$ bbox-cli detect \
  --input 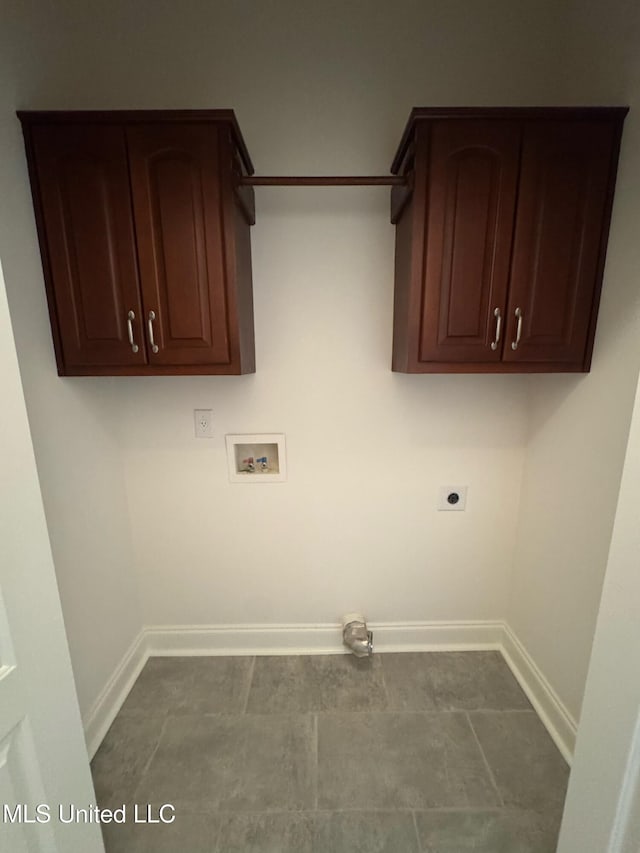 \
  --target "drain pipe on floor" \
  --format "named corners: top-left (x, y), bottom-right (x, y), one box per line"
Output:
top-left (342, 613), bottom-right (373, 658)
